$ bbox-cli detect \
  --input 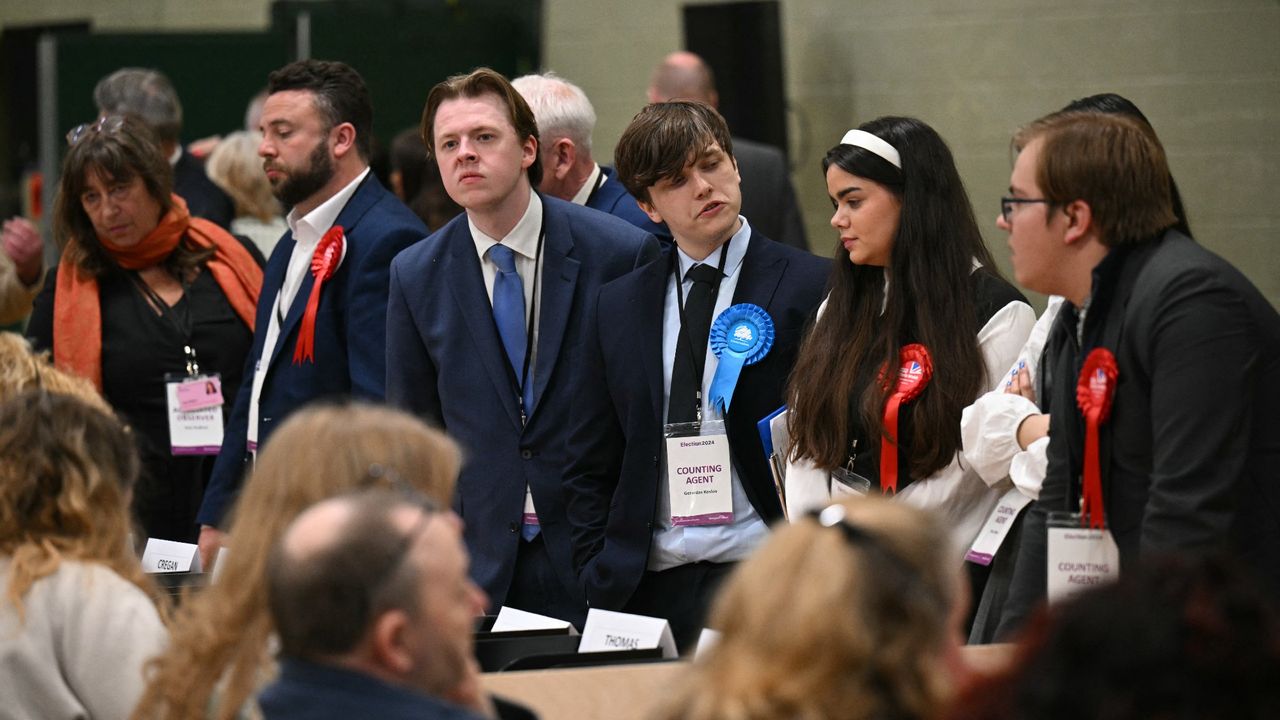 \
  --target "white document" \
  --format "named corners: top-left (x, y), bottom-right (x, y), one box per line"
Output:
top-left (1046, 526), bottom-right (1120, 604)
top-left (141, 538), bottom-right (202, 574)
top-left (579, 608), bottom-right (677, 658)
top-left (491, 606), bottom-right (576, 634)
top-left (965, 487), bottom-right (1033, 566)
